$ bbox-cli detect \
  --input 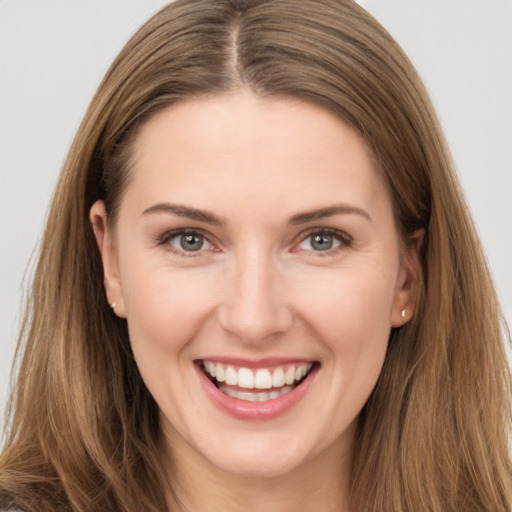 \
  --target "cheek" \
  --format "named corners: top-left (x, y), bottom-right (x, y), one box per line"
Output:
top-left (293, 265), bottom-right (397, 340)
top-left (120, 261), bottom-right (219, 357)
top-left (290, 265), bottom-right (396, 391)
